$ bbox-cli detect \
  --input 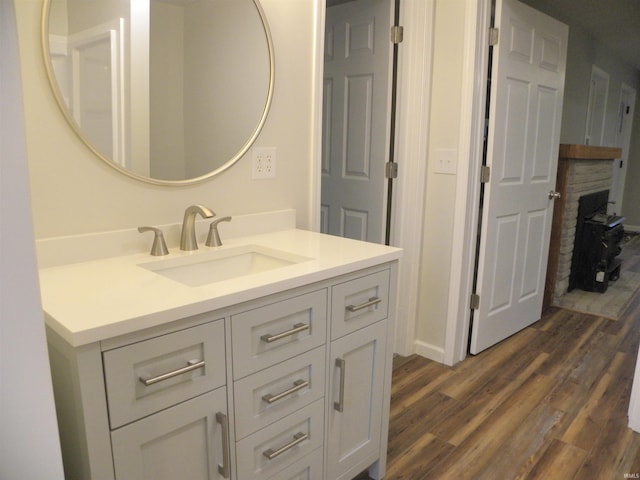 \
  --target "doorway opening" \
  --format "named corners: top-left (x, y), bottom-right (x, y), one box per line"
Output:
top-left (321, 0), bottom-right (400, 245)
